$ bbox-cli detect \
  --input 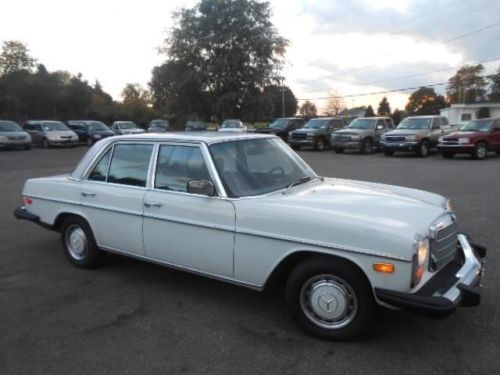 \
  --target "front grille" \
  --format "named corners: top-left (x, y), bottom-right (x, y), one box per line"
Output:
top-left (291, 133), bottom-right (307, 139)
top-left (442, 138), bottom-right (458, 145)
top-left (430, 220), bottom-right (458, 271)
top-left (385, 136), bottom-right (406, 142)
top-left (61, 135), bottom-right (72, 139)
